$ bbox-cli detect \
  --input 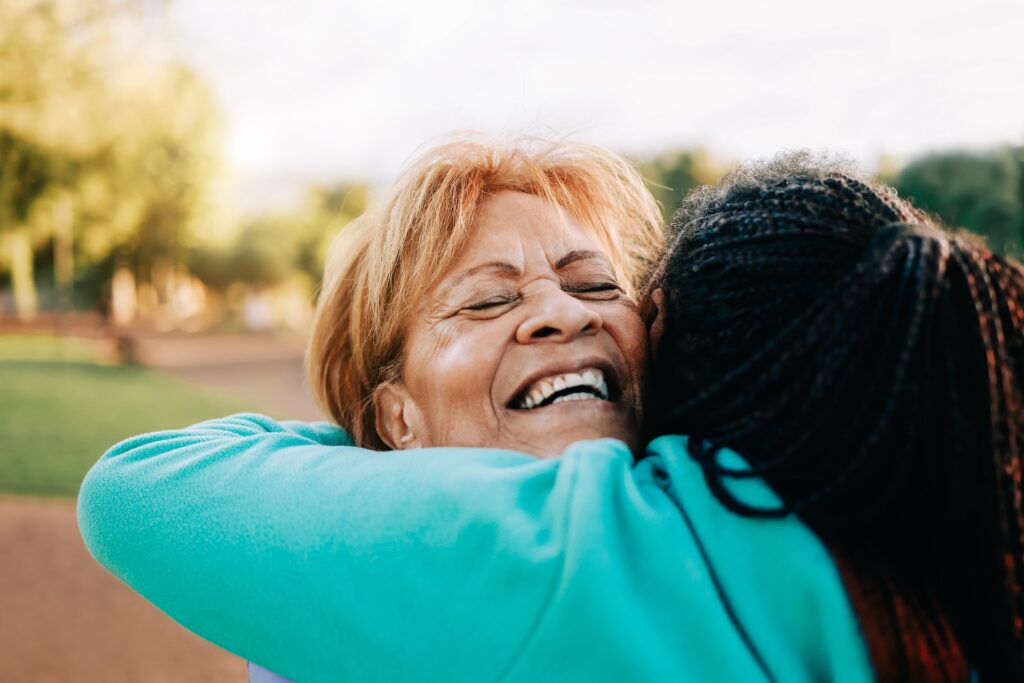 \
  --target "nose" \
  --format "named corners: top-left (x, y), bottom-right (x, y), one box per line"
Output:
top-left (515, 286), bottom-right (603, 344)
